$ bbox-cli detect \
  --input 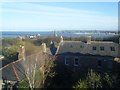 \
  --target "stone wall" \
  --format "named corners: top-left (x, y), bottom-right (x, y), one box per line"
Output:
top-left (56, 54), bottom-right (114, 73)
